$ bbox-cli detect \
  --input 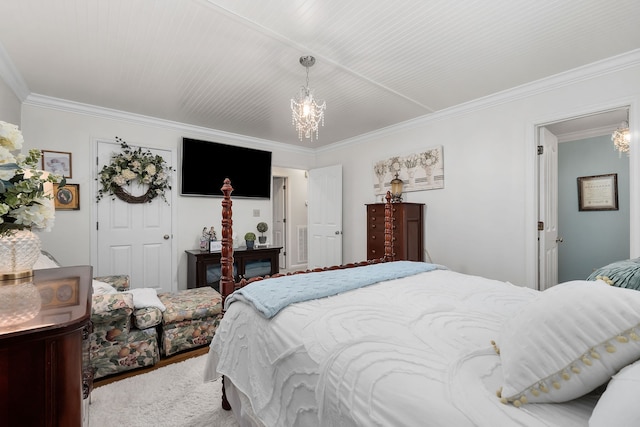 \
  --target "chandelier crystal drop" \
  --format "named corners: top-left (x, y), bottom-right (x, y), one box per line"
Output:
top-left (611, 120), bottom-right (630, 156)
top-left (291, 56), bottom-right (326, 142)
